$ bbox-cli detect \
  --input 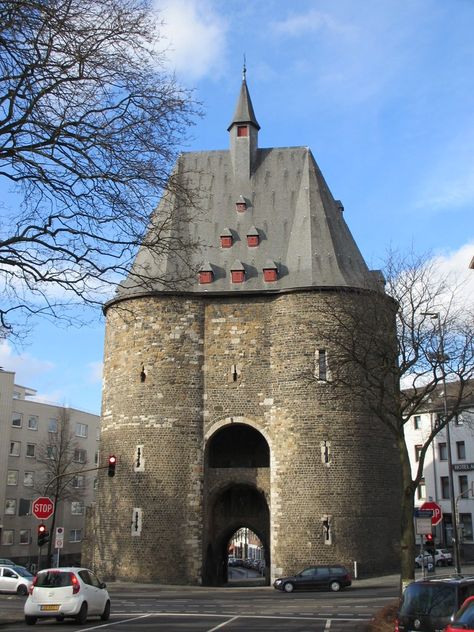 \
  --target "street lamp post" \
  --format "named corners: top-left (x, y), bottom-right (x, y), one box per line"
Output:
top-left (422, 312), bottom-right (461, 574)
